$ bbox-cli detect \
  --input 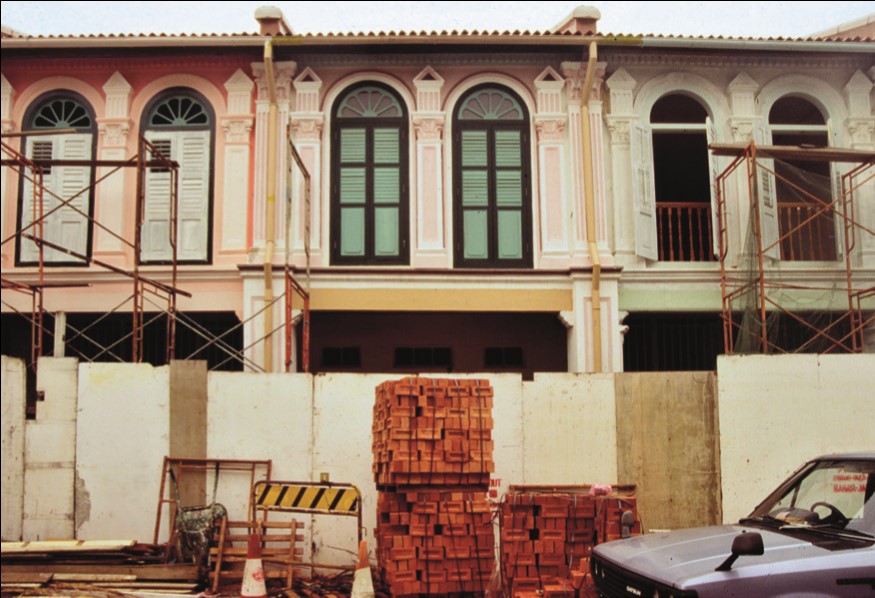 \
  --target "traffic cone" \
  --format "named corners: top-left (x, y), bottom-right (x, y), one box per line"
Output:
top-left (350, 539), bottom-right (374, 598)
top-left (240, 530), bottom-right (267, 598)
